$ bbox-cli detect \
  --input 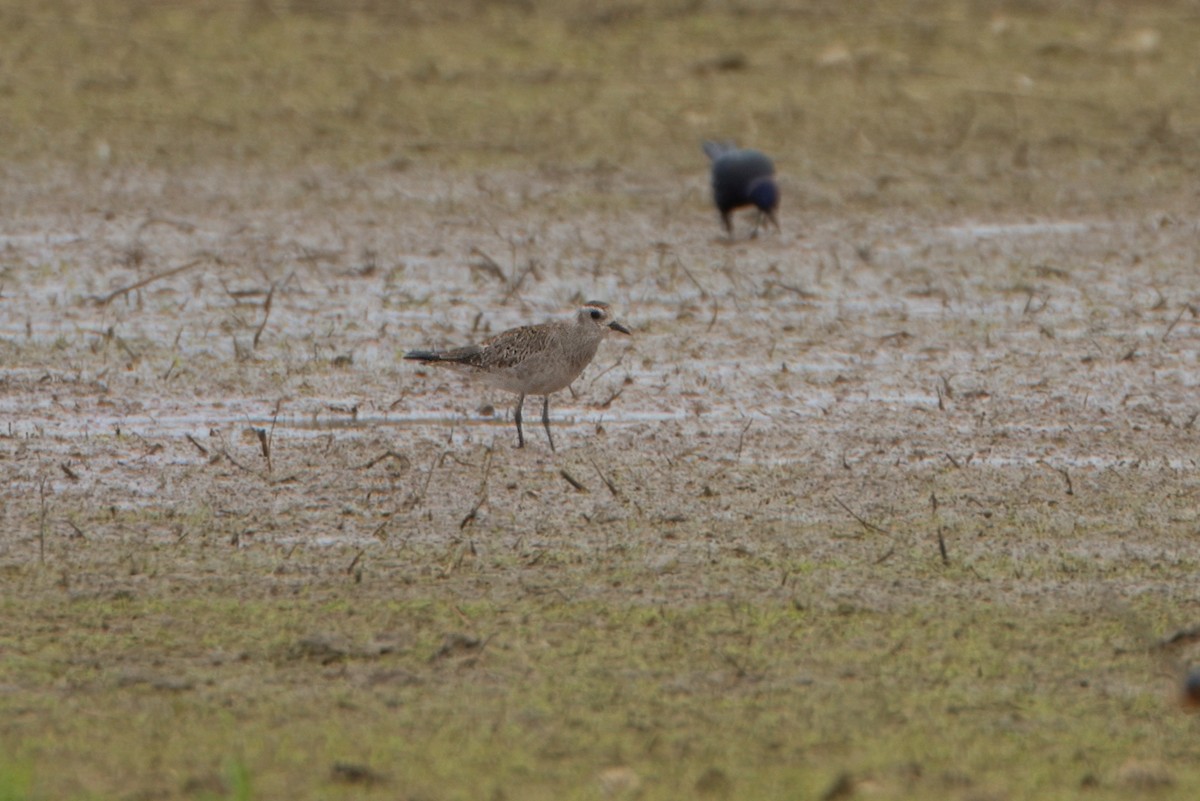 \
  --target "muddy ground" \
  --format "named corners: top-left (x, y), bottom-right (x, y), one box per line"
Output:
top-left (4, 2), bottom-right (1200, 800)
top-left (3, 162), bottom-right (1200, 800)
